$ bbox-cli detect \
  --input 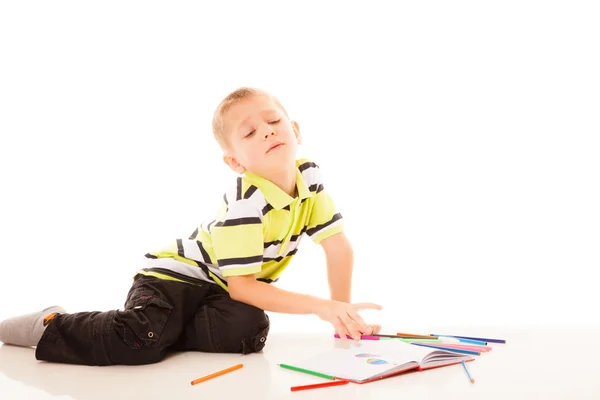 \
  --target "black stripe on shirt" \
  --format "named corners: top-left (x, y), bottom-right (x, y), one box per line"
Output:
top-left (189, 227), bottom-right (199, 240)
top-left (176, 239), bottom-right (185, 258)
top-left (309, 183), bottom-right (324, 194)
top-left (306, 213), bottom-right (343, 236)
top-left (244, 185), bottom-right (258, 199)
top-left (264, 230), bottom-right (305, 249)
top-left (223, 193), bottom-right (228, 205)
top-left (144, 253), bottom-right (158, 259)
top-left (262, 204), bottom-right (273, 216)
top-left (264, 239), bottom-right (282, 248)
top-left (298, 161), bottom-right (318, 172)
top-left (263, 248), bottom-right (298, 263)
top-left (236, 177), bottom-right (242, 201)
top-left (214, 217), bottom-right (261, 227)
top-left (207, 220), bottom-right (216, 233)
top-left (290, 232), bottom-right (304, 242)
top-left (185, 258), bottom-right (214, 284)
top-left (262, 203), bottom-right (292, 216)
top-left (196, 240), bottom-right (211, 264)
top-left (218, 255), bottom-right (264, 267)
